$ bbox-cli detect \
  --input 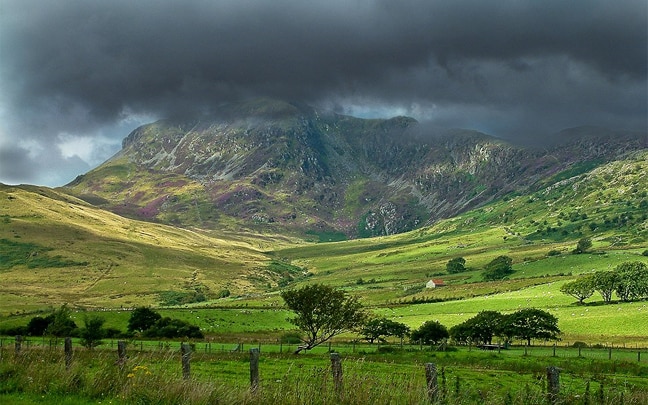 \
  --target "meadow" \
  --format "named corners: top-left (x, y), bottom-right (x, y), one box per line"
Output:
top-left (2, 339), bottom-right (648, 404)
